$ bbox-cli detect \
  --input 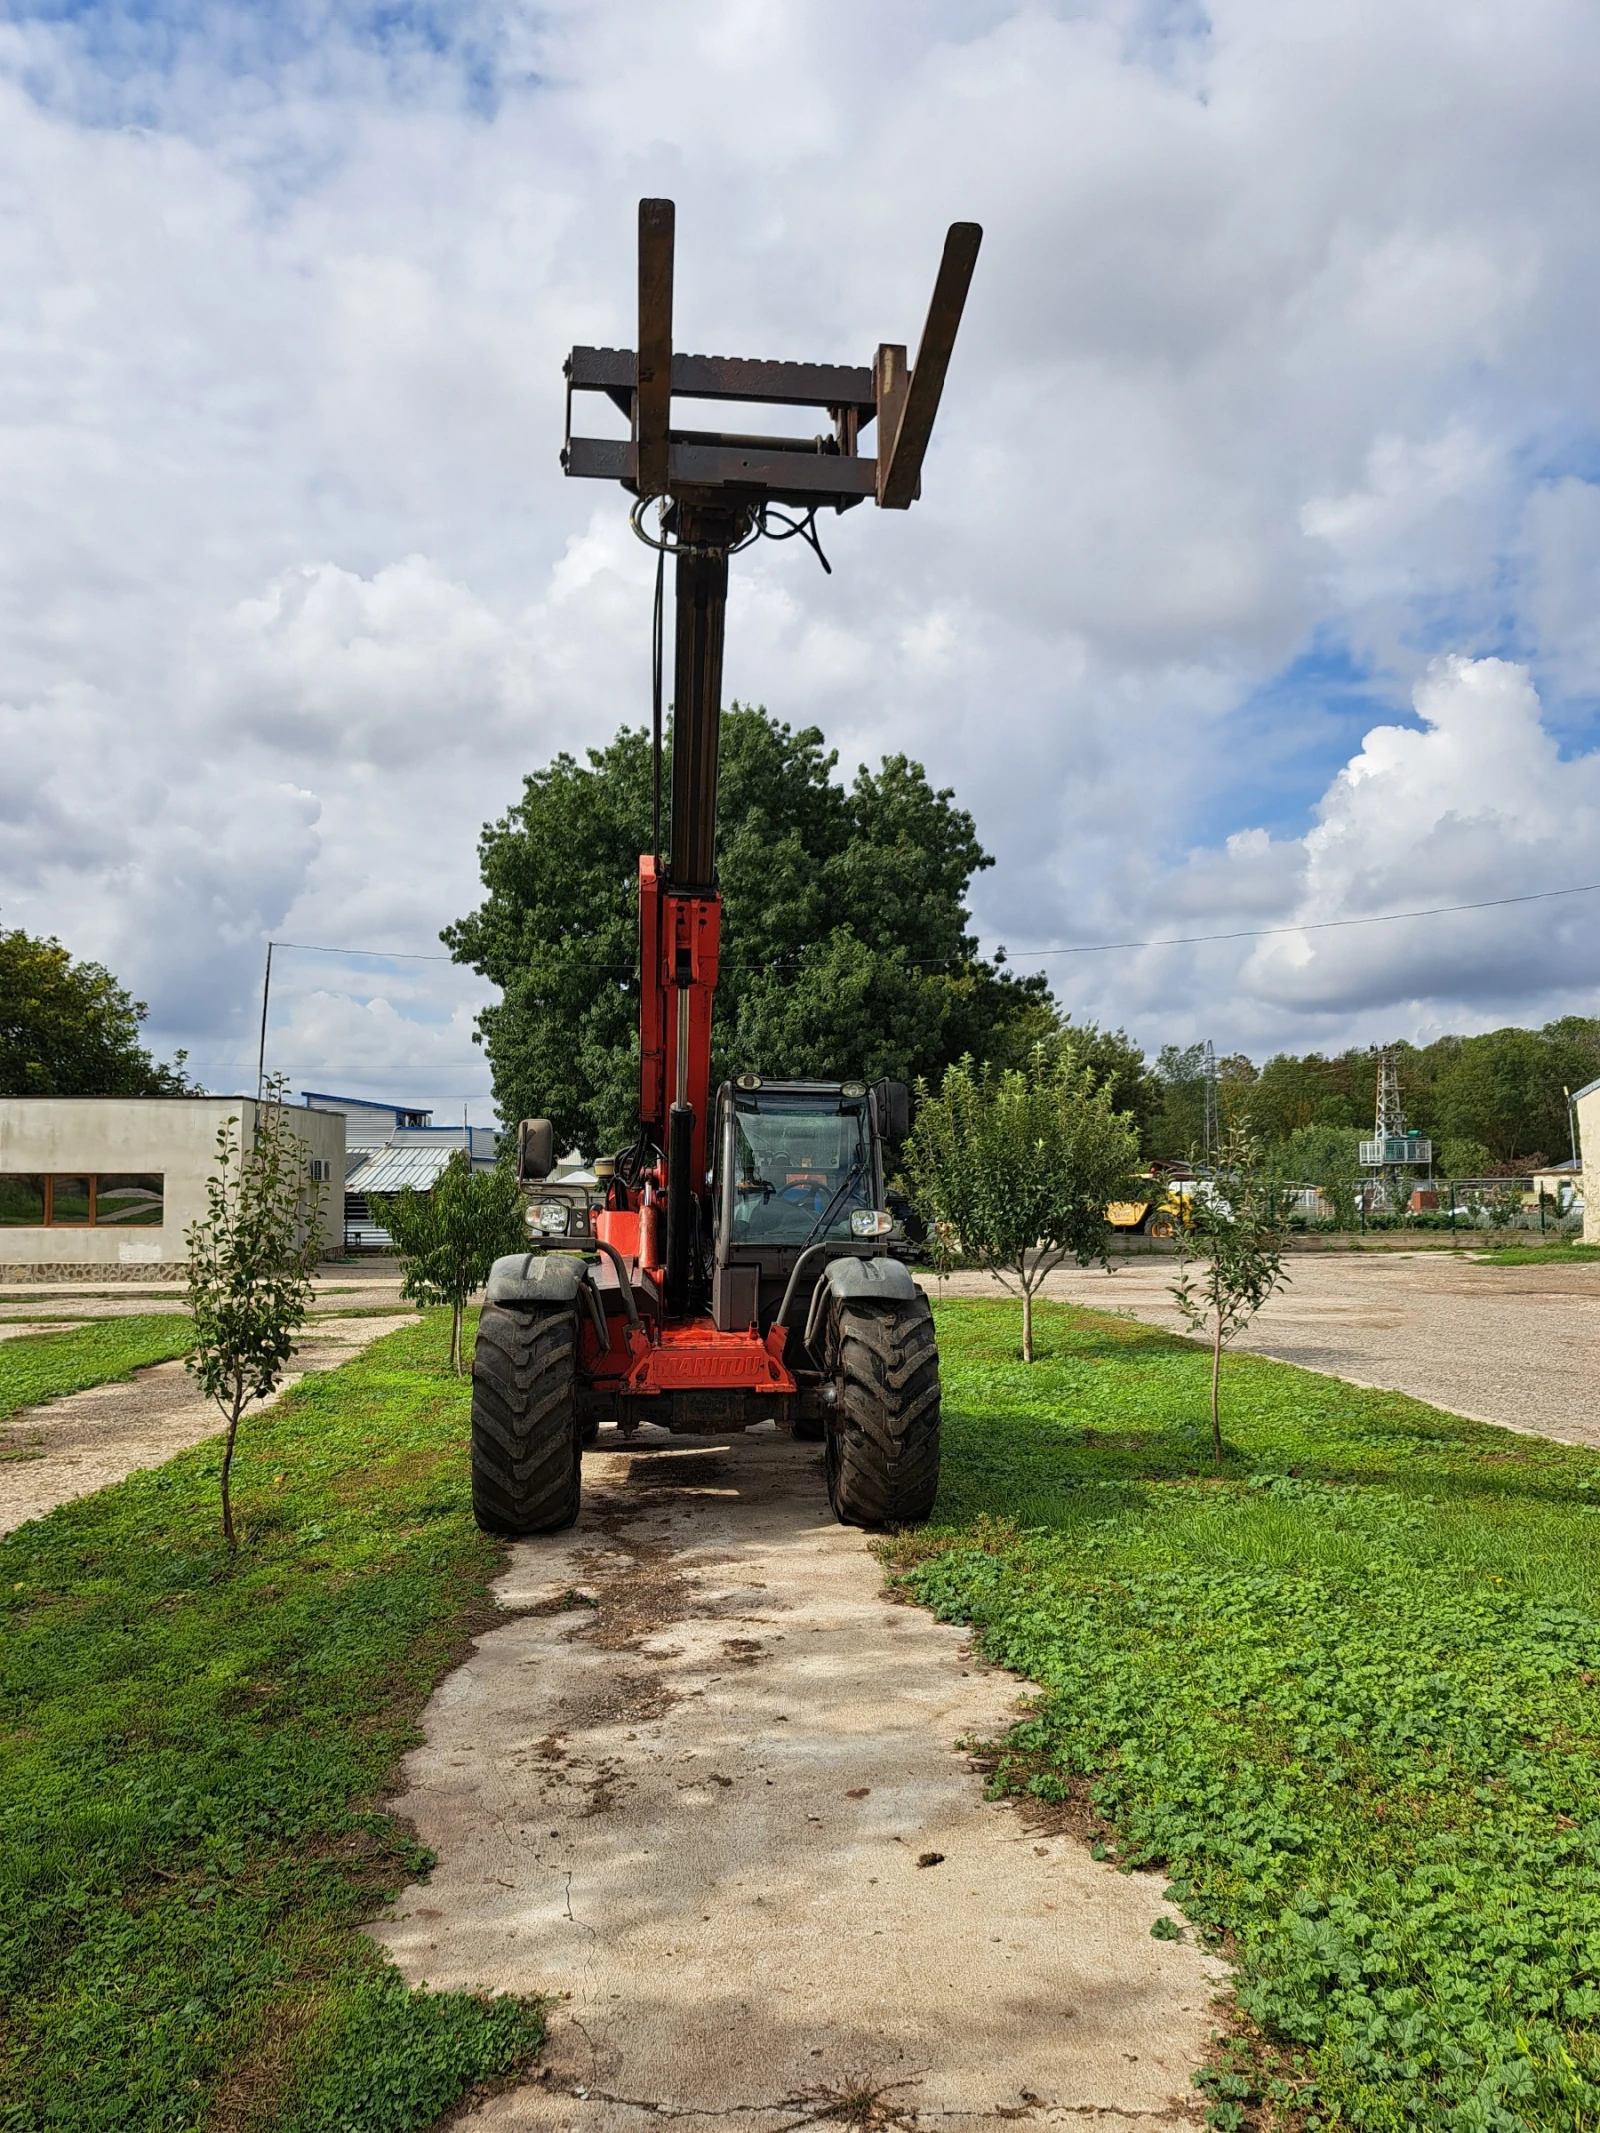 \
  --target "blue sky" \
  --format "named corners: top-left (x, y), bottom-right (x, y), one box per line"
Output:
top-left (3, 0), bottom-right (1600, 1117)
